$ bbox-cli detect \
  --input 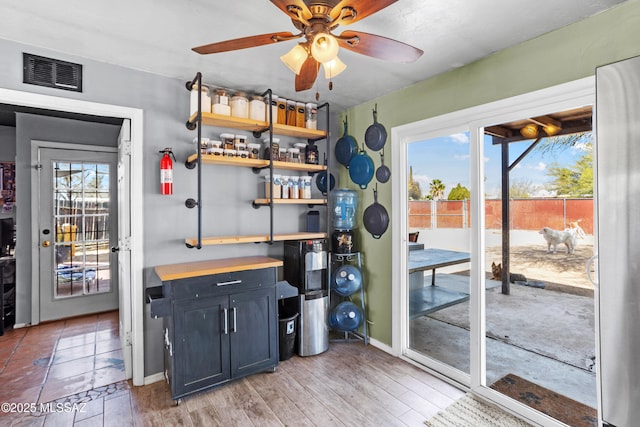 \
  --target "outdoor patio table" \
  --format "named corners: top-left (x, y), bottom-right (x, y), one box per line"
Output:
top-left (409, 248), bottom-right (470, 286)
